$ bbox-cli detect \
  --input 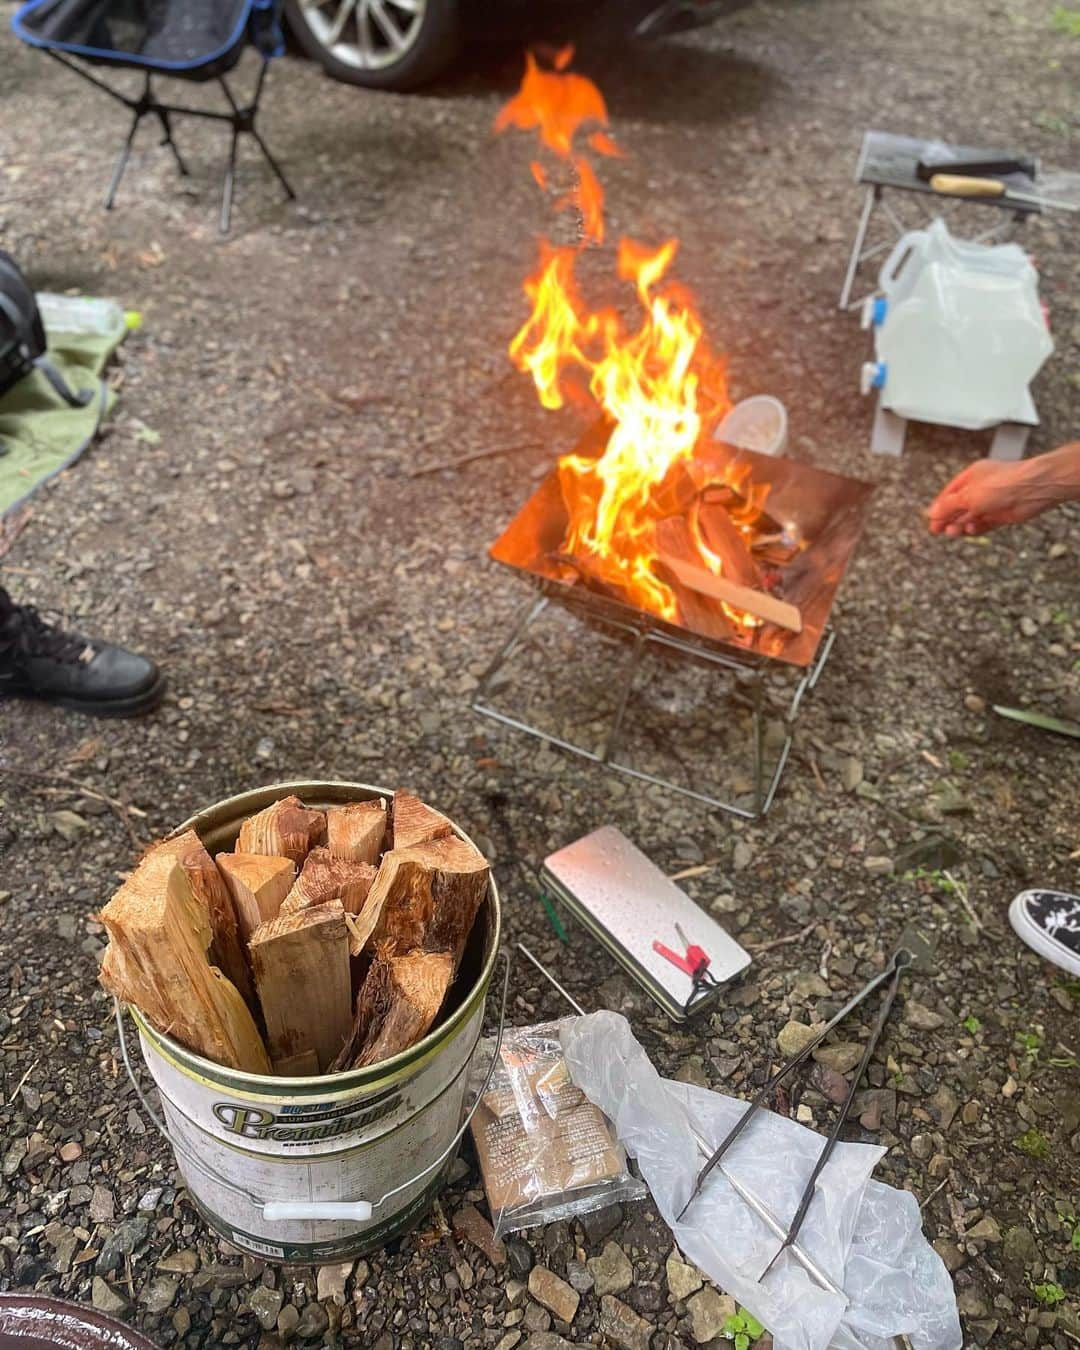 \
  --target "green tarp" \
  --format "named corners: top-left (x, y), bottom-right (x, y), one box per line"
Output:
top-left (0, 323), bottom-right (124, 519)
